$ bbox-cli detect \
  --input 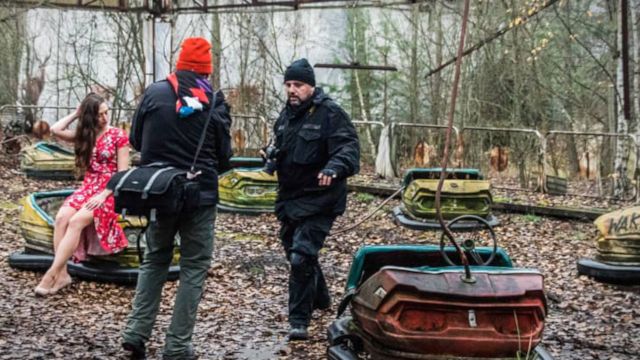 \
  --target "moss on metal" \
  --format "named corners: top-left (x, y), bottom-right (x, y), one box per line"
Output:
top-left (218, 168), bottom-right (277, 212)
